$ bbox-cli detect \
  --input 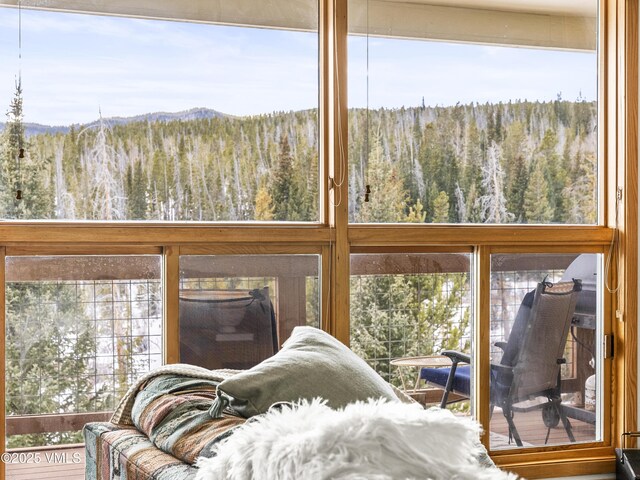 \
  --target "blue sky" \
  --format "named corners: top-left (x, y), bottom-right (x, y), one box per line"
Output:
top-left (0, 8), bottom-right (596, 126)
